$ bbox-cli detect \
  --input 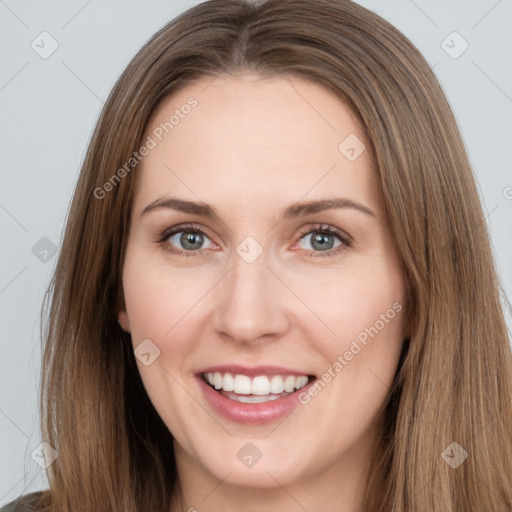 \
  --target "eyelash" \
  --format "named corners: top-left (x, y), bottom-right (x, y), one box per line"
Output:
top-left (157, 223), bottom-right (352, 259)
